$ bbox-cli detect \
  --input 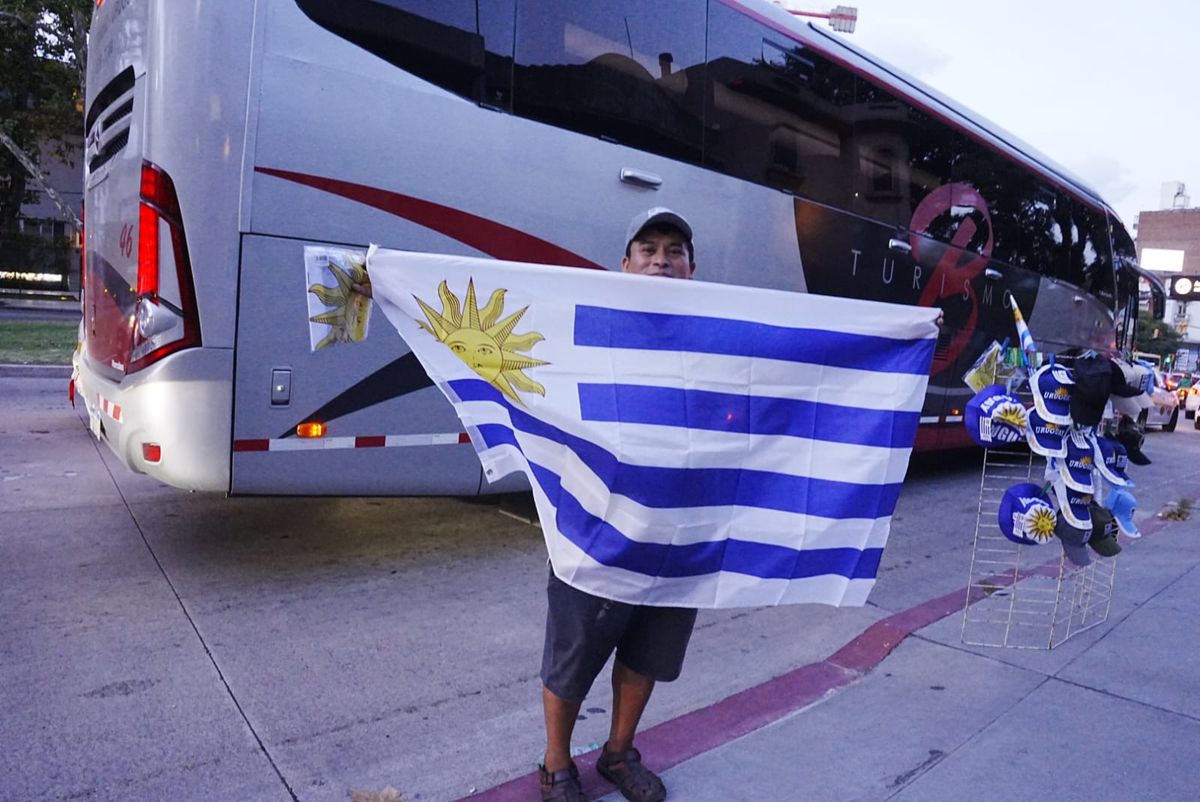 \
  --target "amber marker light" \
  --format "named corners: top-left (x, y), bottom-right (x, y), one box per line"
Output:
top-left (296, 421), bottom-right (327, 438)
